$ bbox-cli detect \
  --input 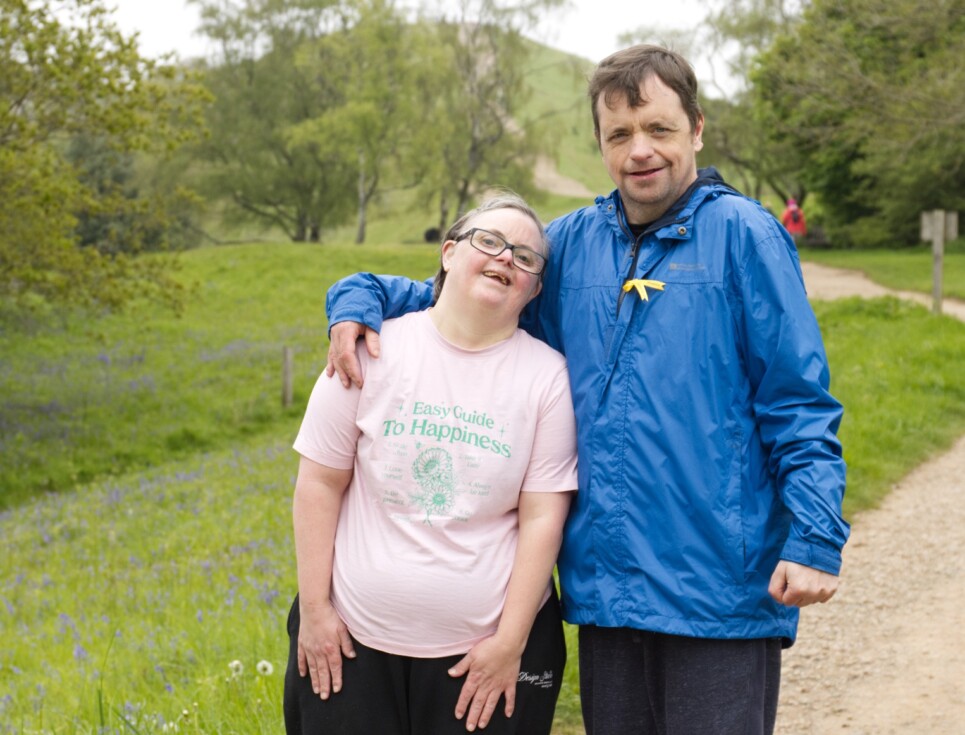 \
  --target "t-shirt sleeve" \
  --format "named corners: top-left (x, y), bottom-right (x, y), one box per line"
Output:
top-left (292, 370), bottom-right (362, 470)
top-left (520, 361), bottom-right (578, 493)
